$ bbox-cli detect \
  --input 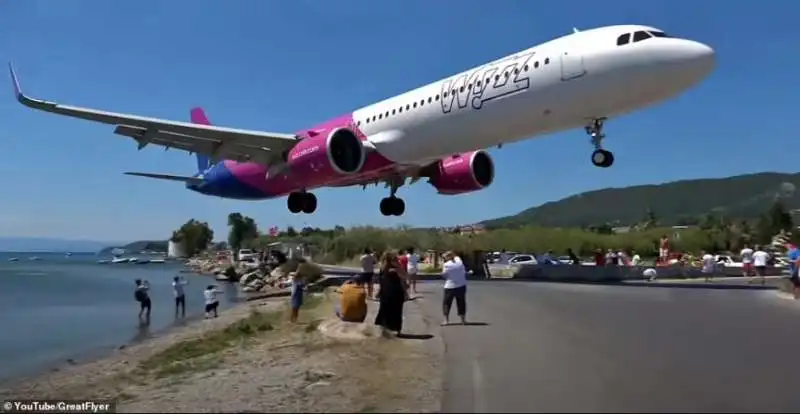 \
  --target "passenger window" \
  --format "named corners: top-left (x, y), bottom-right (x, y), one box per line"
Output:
top-left (460, 86), bottom-right (465, 92)
top-left (534, 61), bottom-right (539, 68)
top-left (357, 121), bottom-right (361, 126)
top-left (420, 100), bottom-right (424, 106)
top-left (633, 31), bottom-right (651, 42)
top-left (514, 68), bottom-right (519, 74)
top-left (504, 72), bottom-right (509, 77)
top-left (413, 102), bottom-right (417, 108)
top-left (378, 114), bottom-right (383, 119)
top-left (405, 104), bottom-right (410, 110)
top-left (495, 74), bottom-right (500, 81)
top-left (468, 84), bottom-right (472, 89)
top-left (523, 64), bottom-right (529, 71)
top-left (392, 109), bottom-right (396, 115)
top-left (616, 33), bottom-right (630, 46)
top-left (399, 107), bottom-right (403, 113)
top-left (443, 91), bottom-right (448, 98)
top-left (544, 58), bottom-right (550, 65)
top-left (427, 97), bottom-right (432, 103)
top-left (435, 94), bottom-right (440, 101)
